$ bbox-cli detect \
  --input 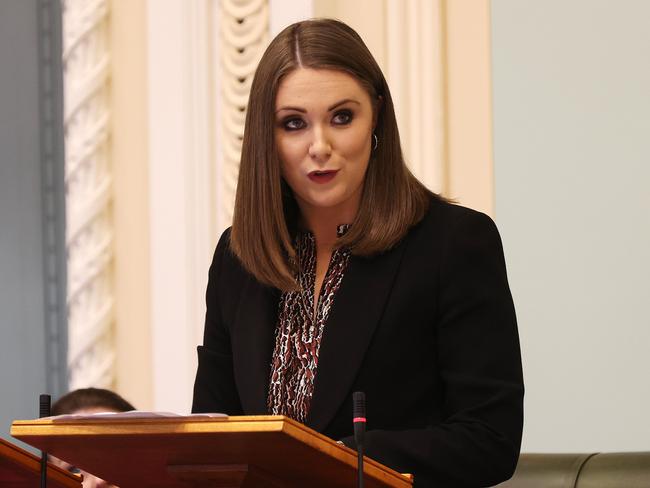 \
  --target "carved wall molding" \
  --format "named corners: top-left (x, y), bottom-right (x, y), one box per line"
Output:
top-left (216, 0), bottom-right (269, 232)
top-left (62, 0), bottom-right (115, 390)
